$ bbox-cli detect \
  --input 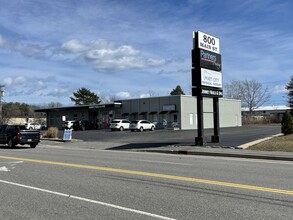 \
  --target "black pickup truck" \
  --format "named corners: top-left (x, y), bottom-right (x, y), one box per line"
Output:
top-left (0, 124), bottom-right (40, 148)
